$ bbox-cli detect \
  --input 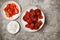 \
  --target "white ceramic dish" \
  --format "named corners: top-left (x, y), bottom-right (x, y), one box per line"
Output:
top-left (20, 6), bottom-right (45, 32)
top-left (1, 1), bottom-right (21, 20)
top-left (7, 21), bottom-right (20, 34)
